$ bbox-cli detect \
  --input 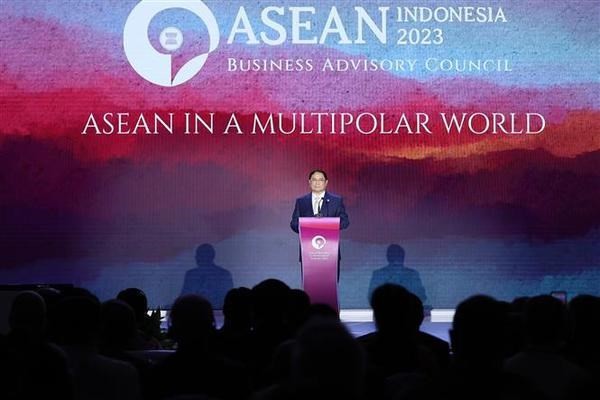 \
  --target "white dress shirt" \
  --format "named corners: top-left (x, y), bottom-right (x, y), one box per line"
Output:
top-left (312, 192), bottom-right (325, 215)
